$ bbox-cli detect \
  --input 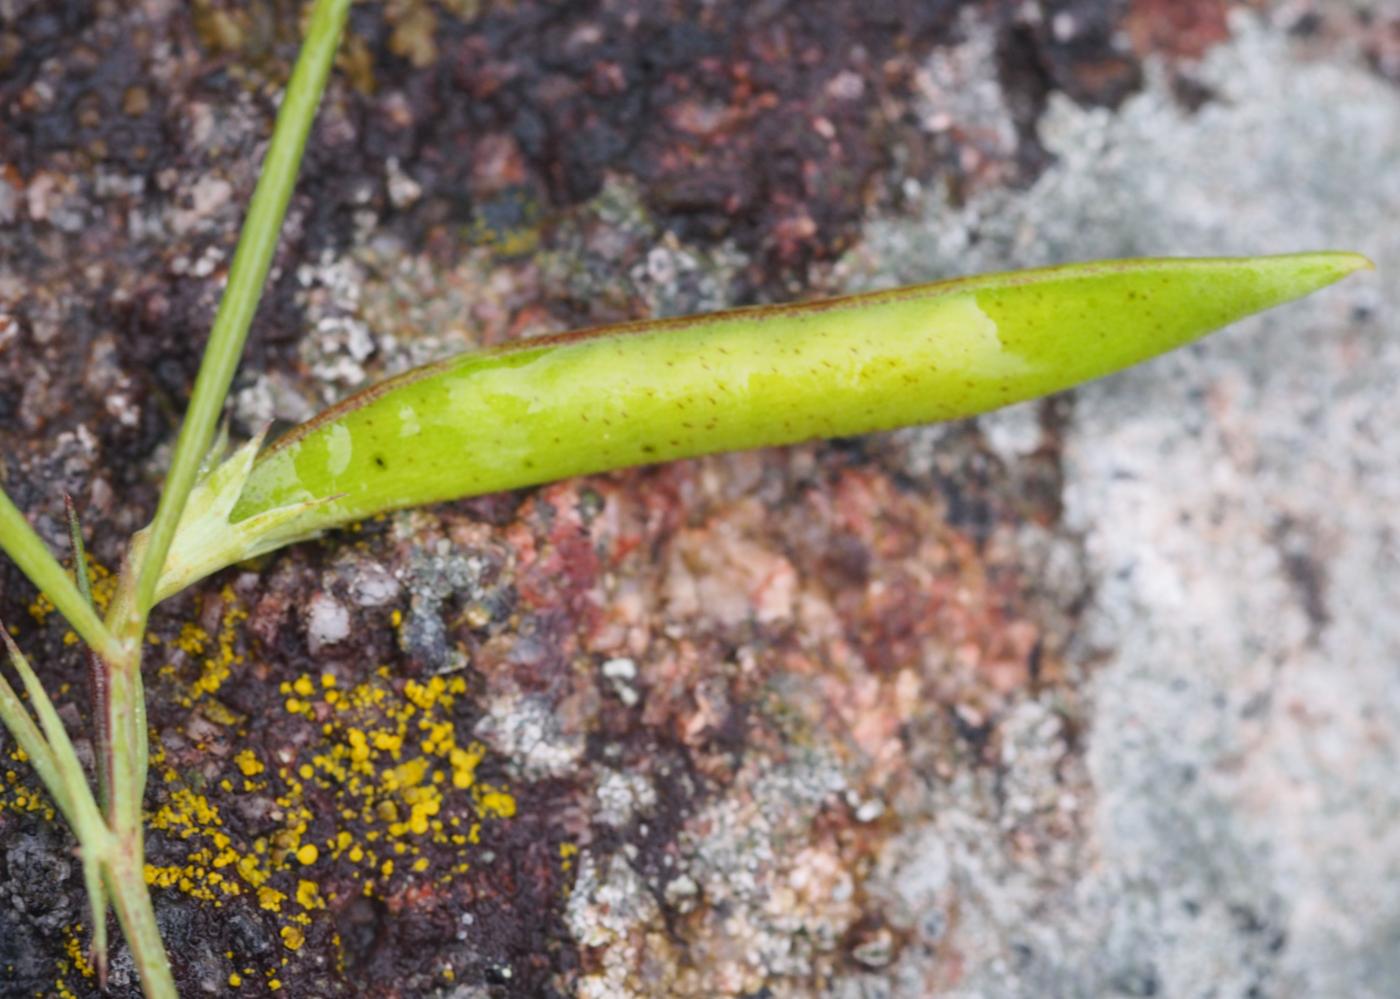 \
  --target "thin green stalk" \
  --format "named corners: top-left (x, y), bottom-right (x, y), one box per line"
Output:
top-left (0, 631), bottom-right (105, 835)
top-left (64, 494), bottom-right (93, 607)
top-left (0, 489), bottom-right (122, 662)
top-left (0, 630), bottom-right (118, 985)
top-left (104, 577), bottom-right (147, 838)
top-left (69, 8), bottom-right (351, 996)
top-left (130, 0), bottom-right (352, 628)
top-left (82, 855), bottom-right (109, 988)
top-left (0, 4), bottom-right (350, 995)
top-left (0, 651), bottom-right (72, 823)
top-left (93, 648), bottom-right (154, 991)
top-left (106, 852), bottom-right (175, 998)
